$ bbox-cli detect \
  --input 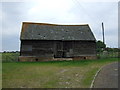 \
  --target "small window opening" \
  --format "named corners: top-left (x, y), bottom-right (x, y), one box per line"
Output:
top-left (36, 58), bottom-right (38, 61)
